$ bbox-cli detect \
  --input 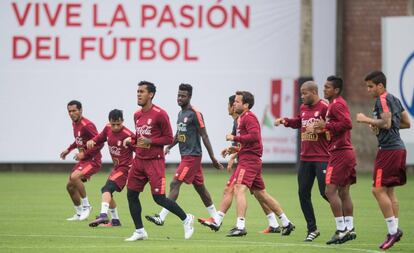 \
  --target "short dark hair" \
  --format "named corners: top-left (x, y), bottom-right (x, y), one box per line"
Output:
top-left (326, 75), bottom-right (343, 94)
top-left (235, 91), bottom-right (255, 109)
top-left (364, 70), bottom-right (387, 88)
top-left (108, 109), bottom-right (123, 121)
top-left (138, 81), bottom-right (156, 99)
top-left (67, 100), bottom-right (82, 109)
top-left (179, 83), bottom-right (193, 96)
top-left (228, 95), bottom-right (235, 105)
